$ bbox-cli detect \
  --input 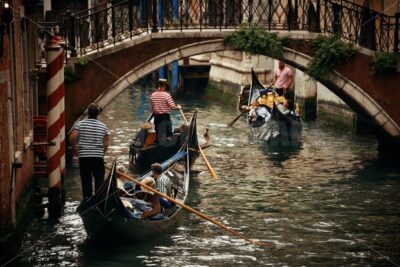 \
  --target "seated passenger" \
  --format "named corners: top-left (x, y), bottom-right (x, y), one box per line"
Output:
top-left (151, 163), bottom-right (174, 208)
top-left (257, 92), bottom-right (275, 109)
top-left (247, 100), bottom-right (259, 122)
top-left (295, 102), bottom-right (301, 117)
top-left (135, 122), bottom-right (155, 147)
top-left (256, 104), bottom-right (271, 121)
top-left (140, 177), bottom-right (162, 219)
top-left (242, 100), bottom-right (271, 123)
top-left (274, 95), bottom-right (290, 115)
top-left (173, 124), bottom-right (188, 135)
